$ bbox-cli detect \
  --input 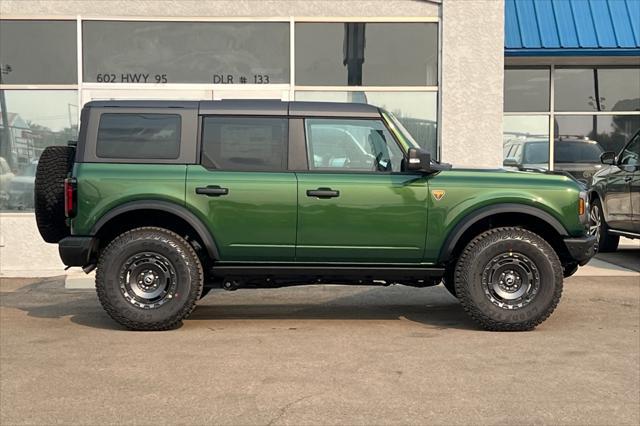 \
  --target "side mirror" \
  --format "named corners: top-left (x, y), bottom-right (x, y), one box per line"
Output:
top-left (600, 151), bottom-right (616, 165)
top-left (406, 148), bottom-right (432, 173)
top-left (503, 158), bottom-right (520, 168)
